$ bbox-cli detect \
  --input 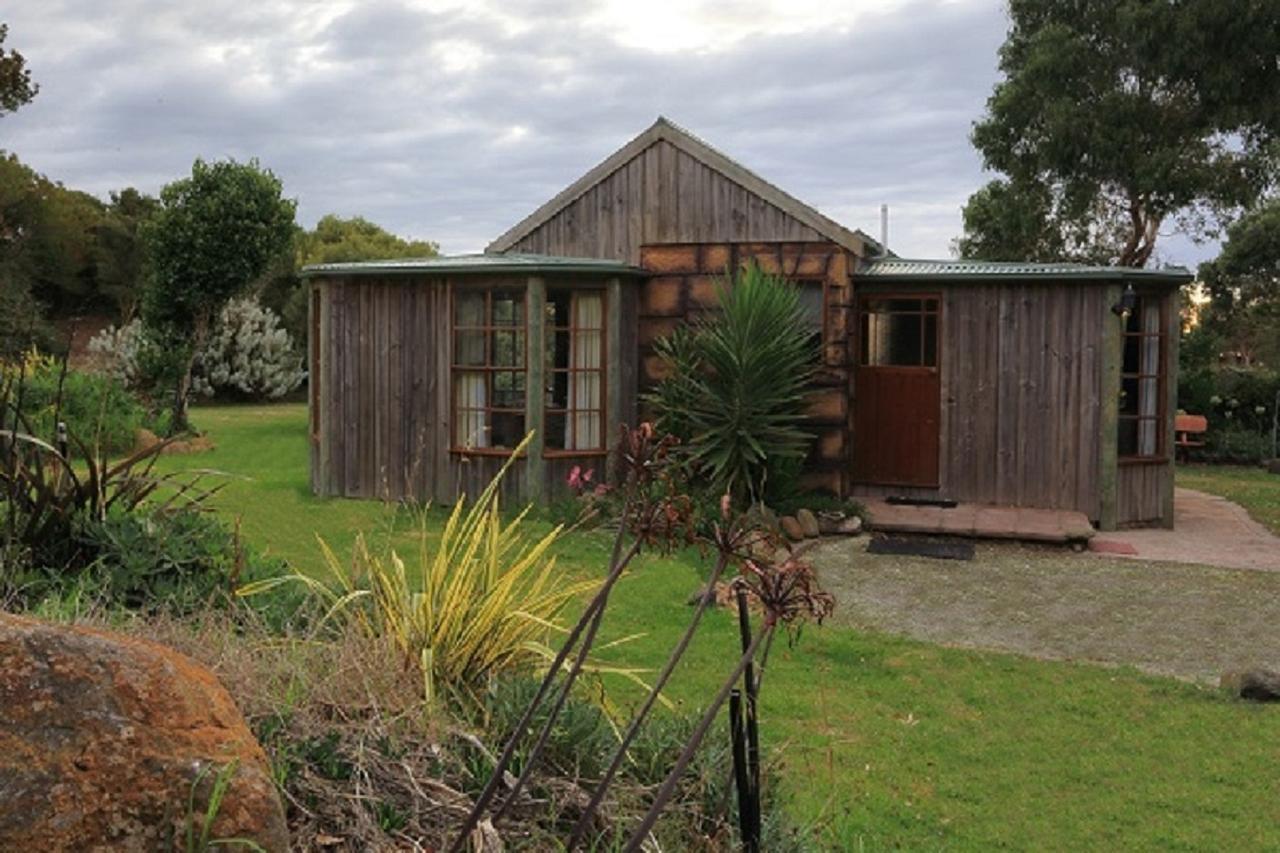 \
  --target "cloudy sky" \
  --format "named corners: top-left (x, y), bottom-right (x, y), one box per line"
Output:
top-left (3, 0), bottom-right (1214, 266)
